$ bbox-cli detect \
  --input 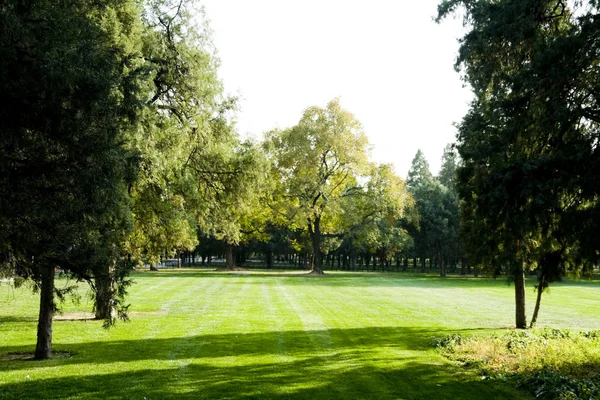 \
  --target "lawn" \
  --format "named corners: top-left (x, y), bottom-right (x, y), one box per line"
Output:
top-left (0, 270), bottom-right (598, 399)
